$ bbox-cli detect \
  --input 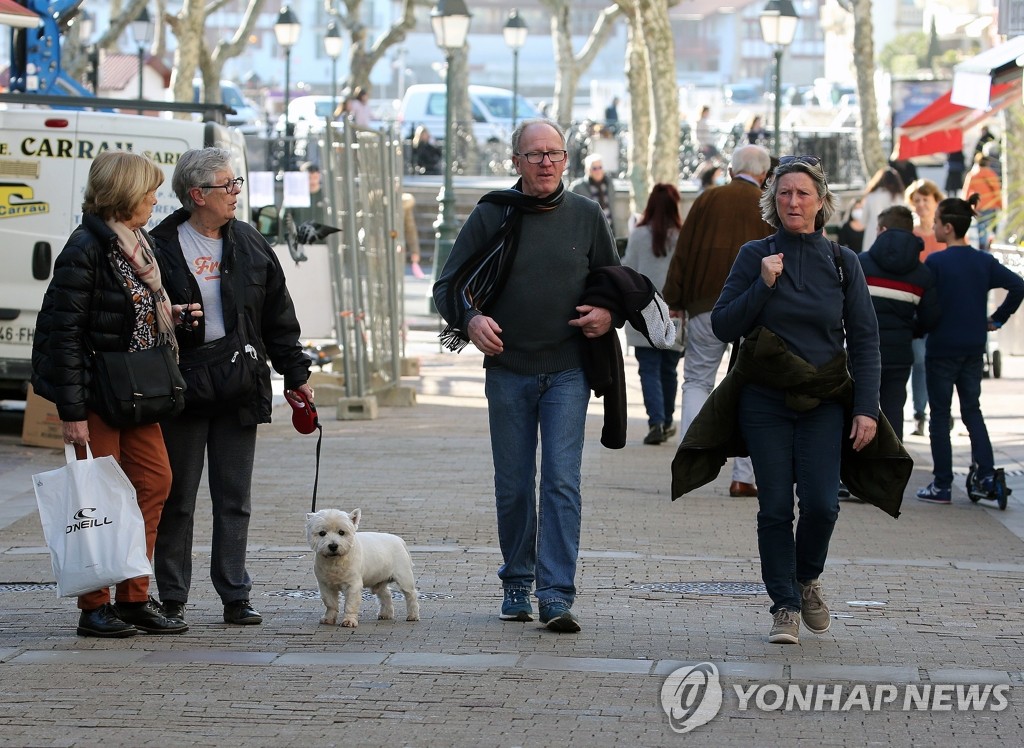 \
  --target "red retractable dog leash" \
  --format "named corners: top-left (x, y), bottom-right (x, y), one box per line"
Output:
top-left (285, 389), bottom-right (322, 512)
